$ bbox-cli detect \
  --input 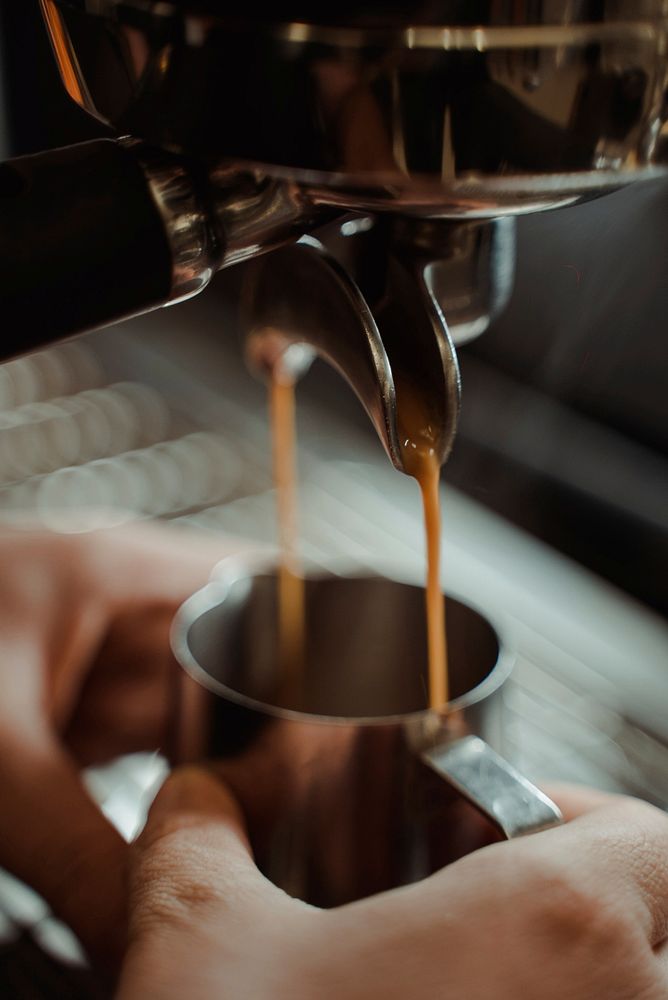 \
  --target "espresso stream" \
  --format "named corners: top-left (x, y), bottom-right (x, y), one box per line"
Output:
top-left (270, 366), bottom-right (305, 705)
top-left (395, 382), bottom-right (449, 709)
top-left (270, 372), bottom-right (448, 711)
